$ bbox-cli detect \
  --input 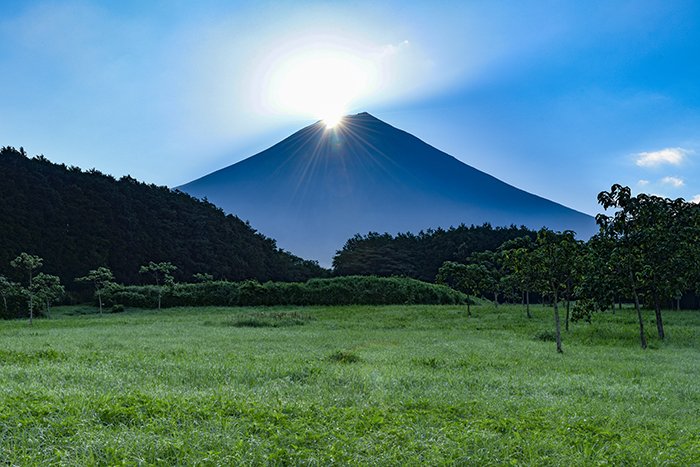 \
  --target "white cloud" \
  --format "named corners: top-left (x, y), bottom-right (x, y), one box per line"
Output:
top-left (635, 147), bottom-right (691, 167)
top-left (691, 195), bottom-right (700, 204)
top-left (660, 176), bottom-right (684, 187)
top-left (638, 179), bottom-right (649, 186)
